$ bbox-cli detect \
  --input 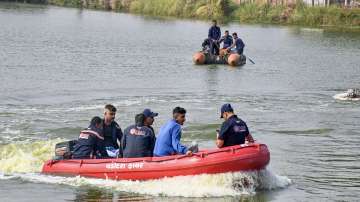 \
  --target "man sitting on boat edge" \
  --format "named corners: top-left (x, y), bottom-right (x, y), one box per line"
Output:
top-left (122, 110), bottom-right (157, 158)
top-left (72, 116), bottom-right (108, 159)
top-left (219, 30), bottom-right (233, 50)
top-left (227, 32), bottom-right (245, 55)
top-left (216, 104), bottom-right (254, 148)
top-left (153, 107), bottom-right (195, 157)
